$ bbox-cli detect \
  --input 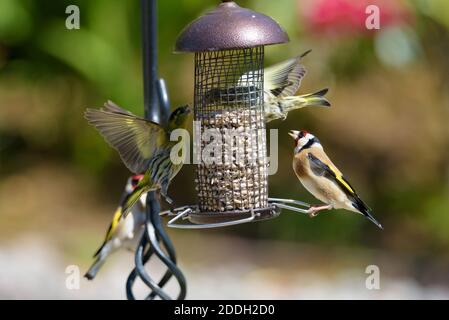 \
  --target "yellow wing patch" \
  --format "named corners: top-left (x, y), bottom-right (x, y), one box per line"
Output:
top-left (307, 152), bottom-right (356, 195)
top-left (105, 207), bottom-right (123, 241)
top-left (329, 165), bottom-right (354, 194)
